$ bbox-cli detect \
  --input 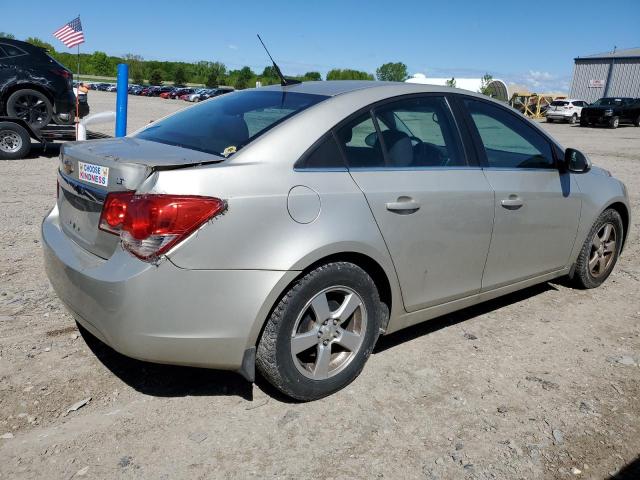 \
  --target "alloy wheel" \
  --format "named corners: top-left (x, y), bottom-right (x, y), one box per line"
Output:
top-left (11, 93), bottom-right (49, 127)
top-left (588, 223), bottom-right (617, 278)
top-left (290, 286), bottom-right (367, 380)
